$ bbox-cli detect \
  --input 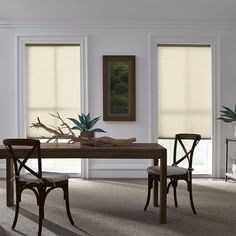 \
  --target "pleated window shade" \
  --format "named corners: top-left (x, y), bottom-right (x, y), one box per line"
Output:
top-left (157, 45), bottom-right (212, 139)
top-left (26, 45), bottom-right (81, 138)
